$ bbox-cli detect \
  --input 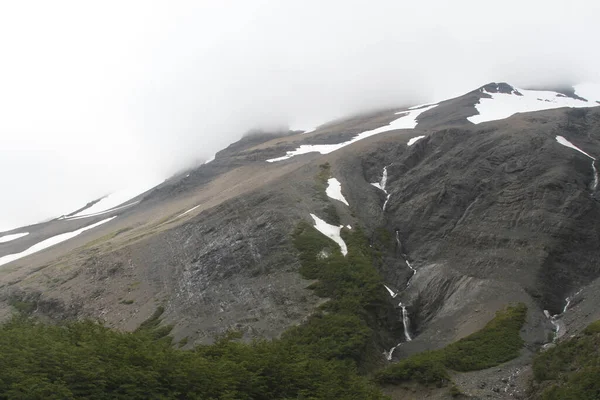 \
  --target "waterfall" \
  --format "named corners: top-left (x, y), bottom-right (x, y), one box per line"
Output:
top-left (562, 297), bottom-right (572, 314)
top-left (543, 309), bottom-right (560, 337)
top-left (383, 302), bottom-right (412, 361)
top-left (561, 289), bottom-right (582, 314)
top-left (400, 302), bottom-right (412, 341)
top-left (396, 231), bottom-right (416, 287)
top-left (382, 194), bottom-right (391, 211)
top-left (372, 165), bottom-right (392, 211)
top-left (380, 166), bottom-right (388, 189)
top-left (592, 161), bottom-right (598, 191)
top-left (544, 291), bottom-right (582, 344)
top-left (384, 343), bottom-right (401, 361)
